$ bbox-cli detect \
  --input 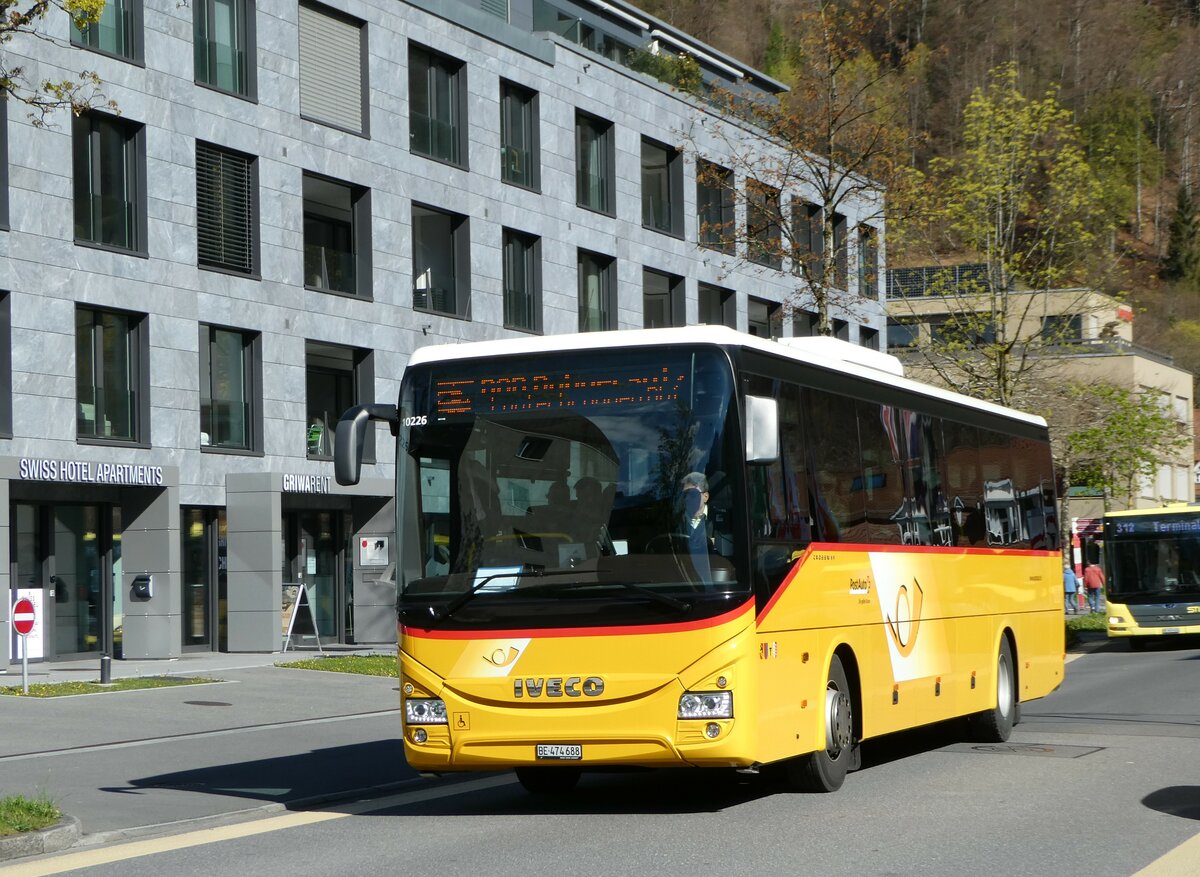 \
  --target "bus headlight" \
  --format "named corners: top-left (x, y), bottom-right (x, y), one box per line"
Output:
top-left (1108, 616), bottom-right (1125, 625)
top-left (405, 698), bottom-right (448, 724)
top-left (678, 691), bottom-right (733, 719)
